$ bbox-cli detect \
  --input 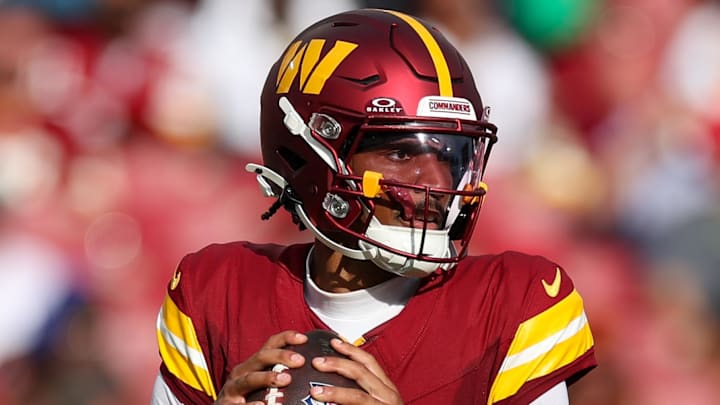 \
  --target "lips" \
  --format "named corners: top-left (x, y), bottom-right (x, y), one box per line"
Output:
top-left (398, 207), bottom-right (444, 229)
top-left (383, 185), bottom-right (447, 229)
